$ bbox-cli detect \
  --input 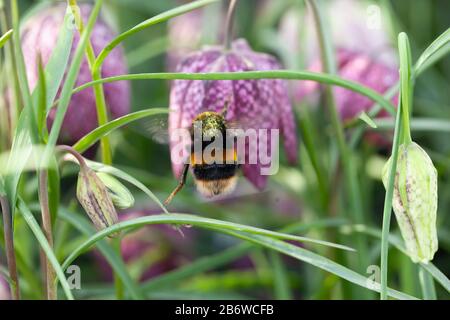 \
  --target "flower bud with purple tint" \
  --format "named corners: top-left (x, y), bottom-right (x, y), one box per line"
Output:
top-left (20, 3), bottom-right (129, 144)
top-left (169, 39), bottom-right (298, 190)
